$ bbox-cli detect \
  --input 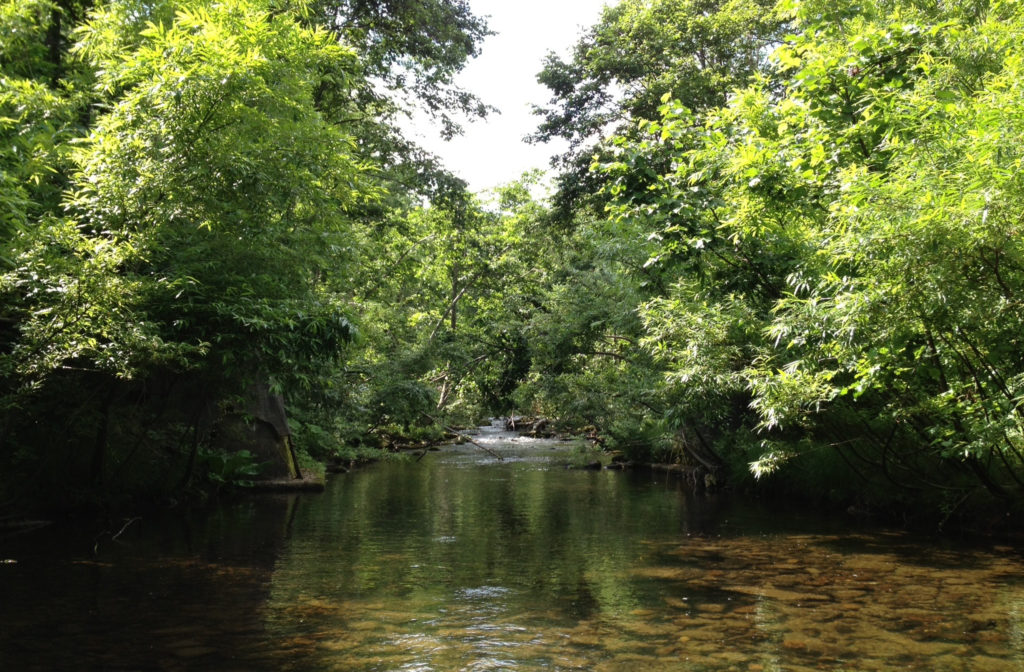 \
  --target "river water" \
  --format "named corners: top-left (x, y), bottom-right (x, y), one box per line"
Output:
top-left (2, 423), bottom-right (1024, 671)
